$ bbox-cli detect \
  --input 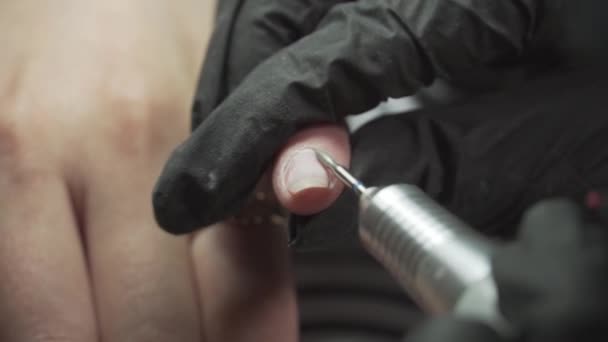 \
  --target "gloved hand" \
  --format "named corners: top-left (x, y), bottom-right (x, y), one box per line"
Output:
top-left (194, 0), bottom-right (351, 124)
top-left (403, 196), bottom-right (608, 342)
top-left (153, 0), bottom-right (541, 233)
top-left (288, 69), bottom-right (608, 249)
